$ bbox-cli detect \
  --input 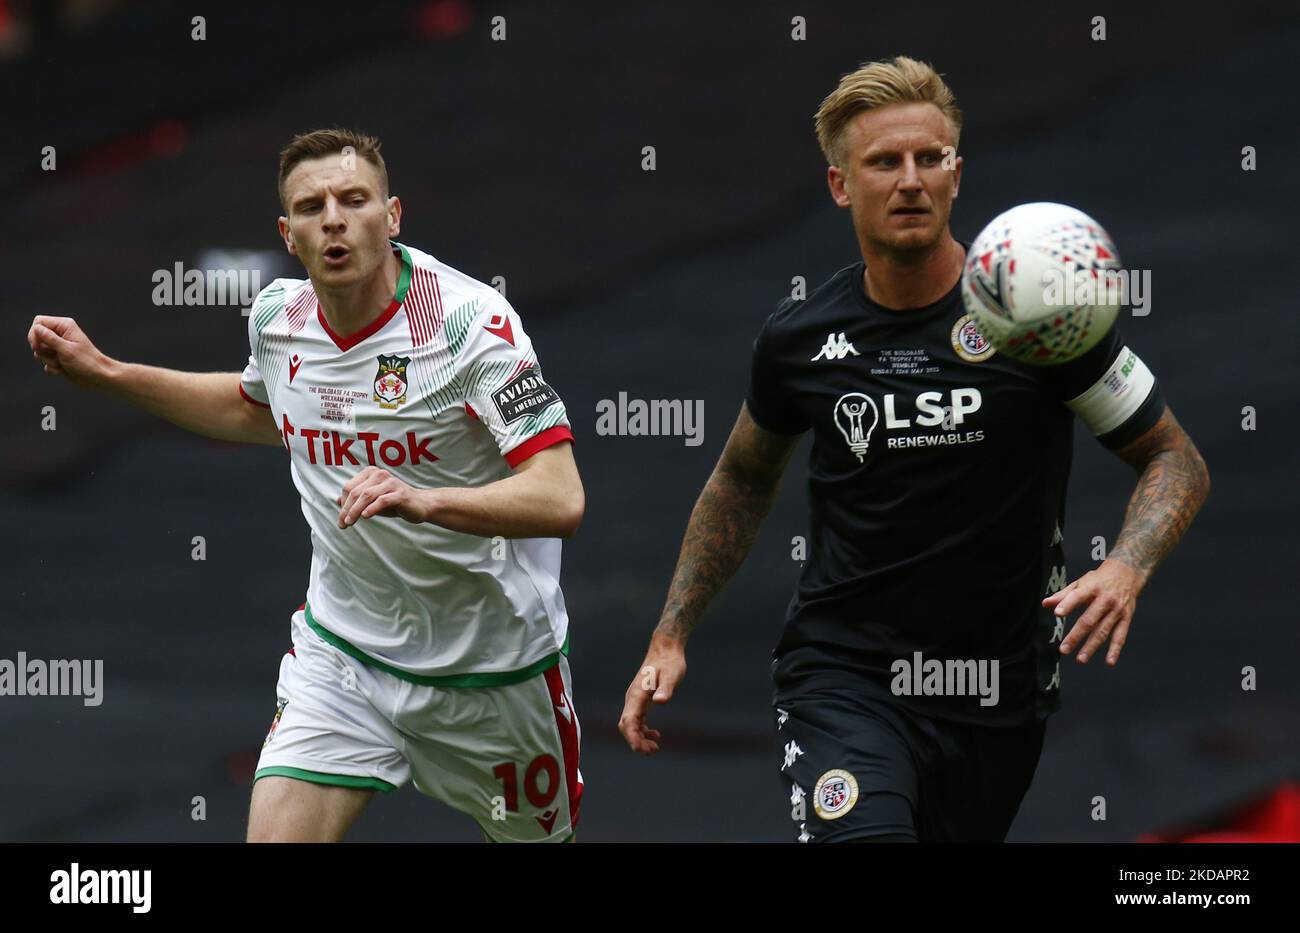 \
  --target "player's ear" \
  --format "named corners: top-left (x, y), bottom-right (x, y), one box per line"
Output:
top-left (828, 165), bottom-right (851, 209)
top-left (387, 196), bottom-right (402, 237)
top-left (951, 155), bottom-right (963, 199)
top-left (277, 216), bottom-right (297, 256)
